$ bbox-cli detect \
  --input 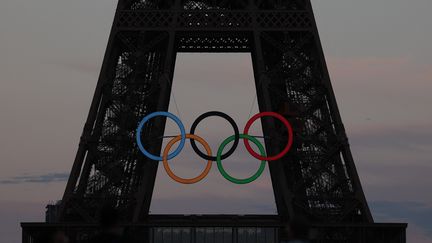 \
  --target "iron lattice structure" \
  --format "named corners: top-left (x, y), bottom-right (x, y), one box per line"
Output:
top-left (18, 0), bottom-right (405, 242)
top-left (60, 0), bottom-right (371, 224)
